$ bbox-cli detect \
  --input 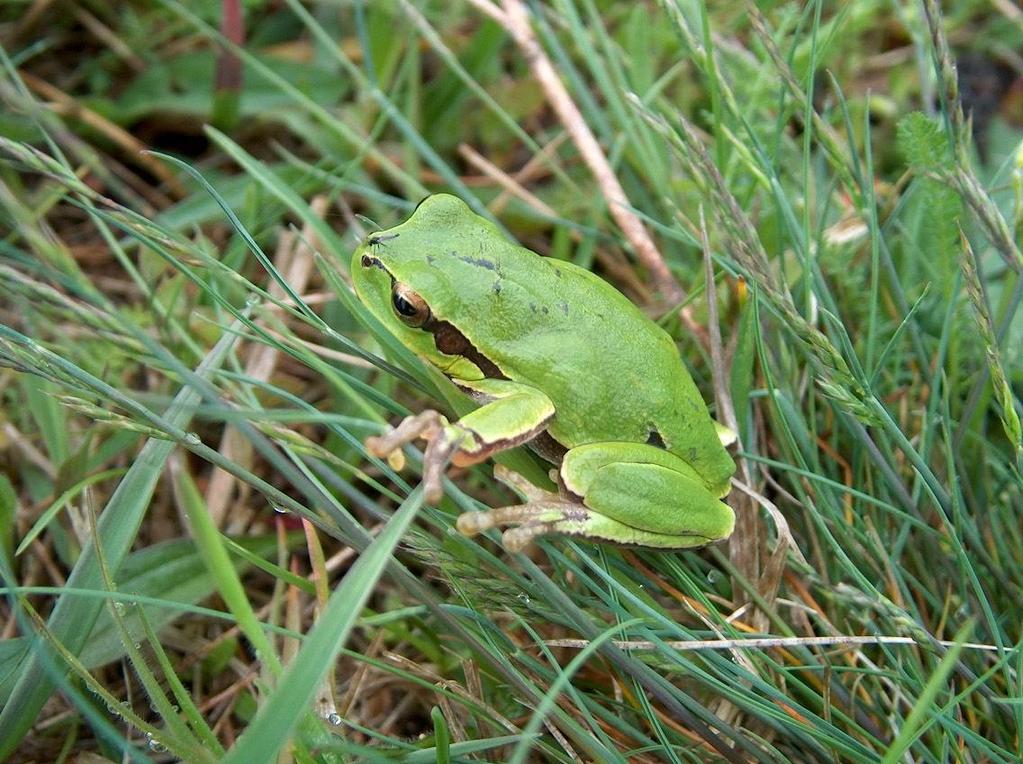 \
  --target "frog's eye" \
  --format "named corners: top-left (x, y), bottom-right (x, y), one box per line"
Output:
top-left (391, 283), bottom-right (431, 328)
